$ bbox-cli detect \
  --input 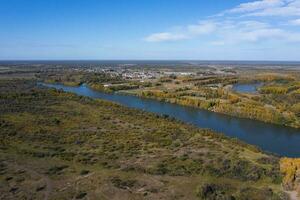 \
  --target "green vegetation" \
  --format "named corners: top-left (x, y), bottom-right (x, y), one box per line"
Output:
top-left (280, 158), bottom-right (300, 197)
top-left (0, 79), bottom-right (287, 199)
